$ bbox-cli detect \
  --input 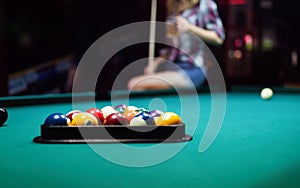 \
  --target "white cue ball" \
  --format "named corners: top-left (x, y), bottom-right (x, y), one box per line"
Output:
top-left (260, 88), bottom-right (273, 100)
